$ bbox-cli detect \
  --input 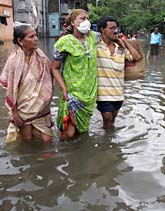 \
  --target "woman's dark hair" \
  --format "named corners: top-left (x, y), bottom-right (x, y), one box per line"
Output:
top-left (97, 16), bottom-right (119, 33)
top-left (13, 25), bottom-right (31, 46)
